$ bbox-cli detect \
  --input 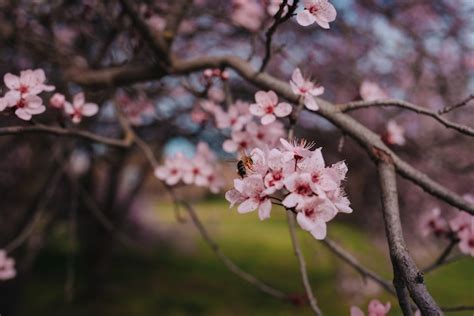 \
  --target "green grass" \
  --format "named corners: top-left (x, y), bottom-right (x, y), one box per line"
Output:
top-left (20, 199), bottom-right (473, 315)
